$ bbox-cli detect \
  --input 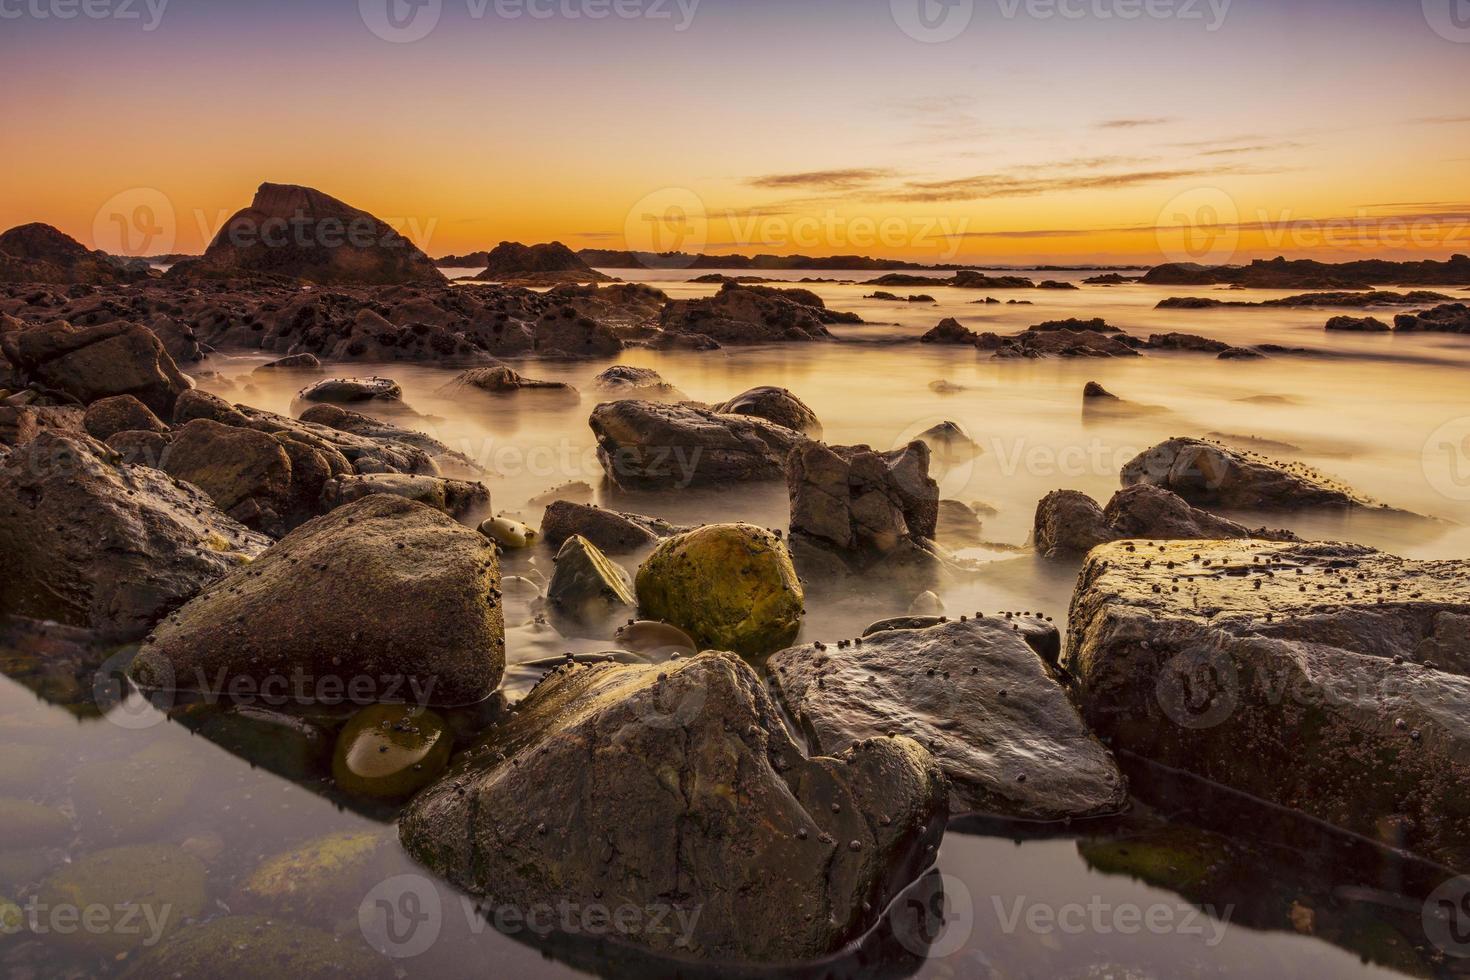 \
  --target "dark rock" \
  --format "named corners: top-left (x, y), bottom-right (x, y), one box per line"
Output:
top-left (589, 400), bottom-right (808, 489)
top-left (256, 352), bottom-right (324, 371)
top-left (1218, 346), bottom-right (1266, 360)
top-left (1034, 485), bottom-right (1299, 559)
top-left (1324, 315), bottom-right (1390, 332)
top-left (160, 419), bottom-right (296, 535)
top-left (771, 619), bottom-right (1126, 820)
top-left (936, 498), bottom-right (985, 547)
top-left (539, 500), bottom-right (679, 554)
top-left (399, 652), bottom-right (947, 961)
top-left (172, 388), bottom-right (249, 427)
top-left (1083, 381), bottom-right (1118, 400)
top-left (472, 241), bottom-right (611, 286)
top-left (1142, 255), bottom-right (1470, 289)
top-left (296, 377), bottom-right (402, 404)
top-left (131, 495), bottom-right (505, 707)
top-left (919, 318), bottom-right (979, 345)
top-left (714, 386), bottom-right (822, 438)
top-left (590, 365), bottom-right (683, 399)
top-left (83, 394), bottom-right (167, 440)
top-left (320, 473), bottom-right (490, 523)
top-left (444, 365), bottom-right (576, 396)
top-left (659, 282), bottom-right (847, 344)
top-left (1, 320), bottom-right (191, 414)
top-left (1394, 303), bottom-right (1470, 333)
top-left (0, 223), bottom-right (151, 285)
top-left (1146, 332), bottom-right (1230, 353)
top-left (547, 534), bottom-right (636, 625)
